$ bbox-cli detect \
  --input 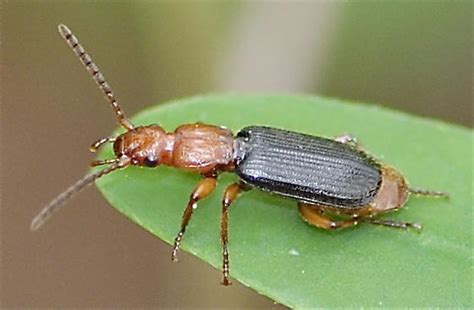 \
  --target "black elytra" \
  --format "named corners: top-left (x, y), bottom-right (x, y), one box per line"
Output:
top-left (234, 126), bottom-right (382, 208)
